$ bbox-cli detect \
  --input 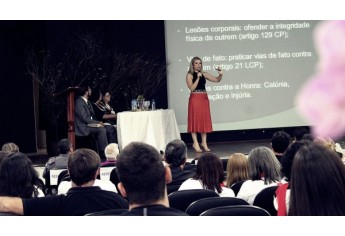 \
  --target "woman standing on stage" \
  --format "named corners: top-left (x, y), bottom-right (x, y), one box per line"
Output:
top-left (186, 56), bottom-right (223, 153)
